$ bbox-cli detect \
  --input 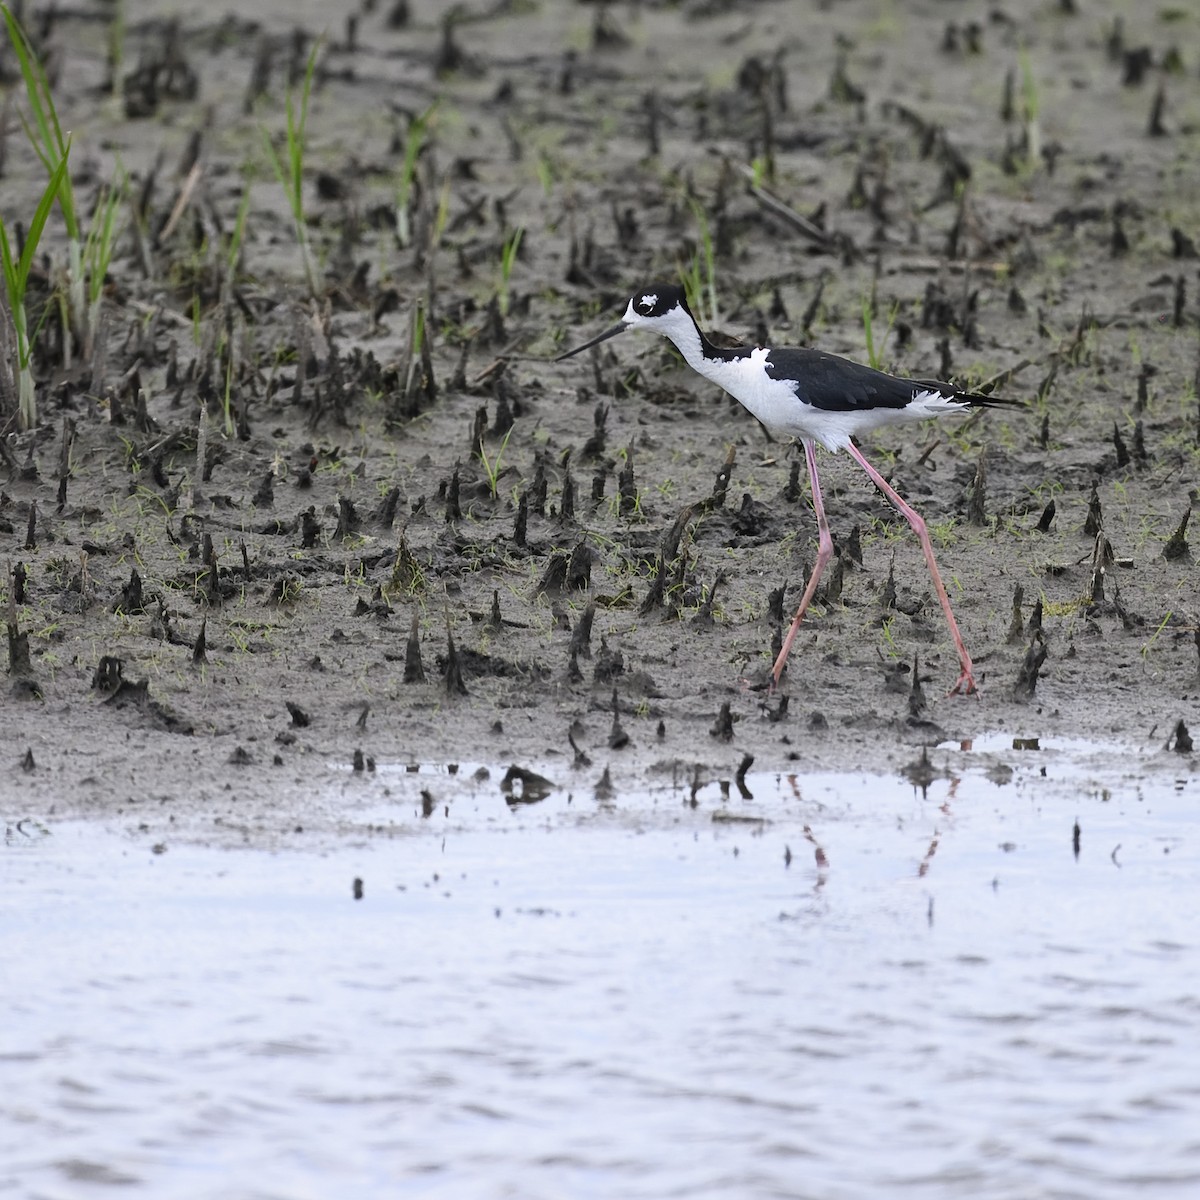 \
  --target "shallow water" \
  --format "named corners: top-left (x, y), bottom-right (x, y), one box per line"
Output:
top-left (3, 740), bottom-right (1198, 1200)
